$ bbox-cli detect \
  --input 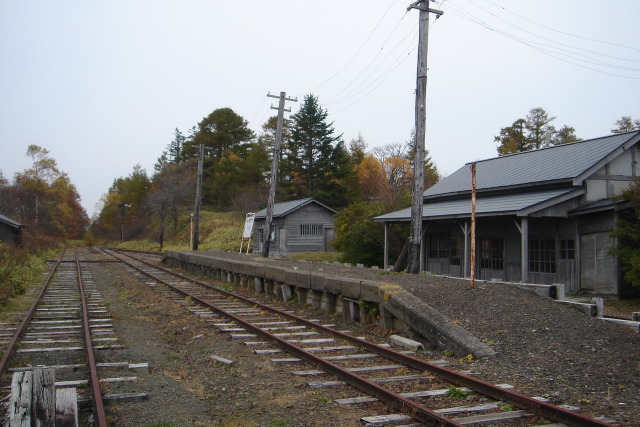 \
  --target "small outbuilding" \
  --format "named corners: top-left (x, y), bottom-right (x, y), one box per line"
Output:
top-left (253, 198), bottom-right (336, 257)
top-left (0, 214), bottom-right (26, 245)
